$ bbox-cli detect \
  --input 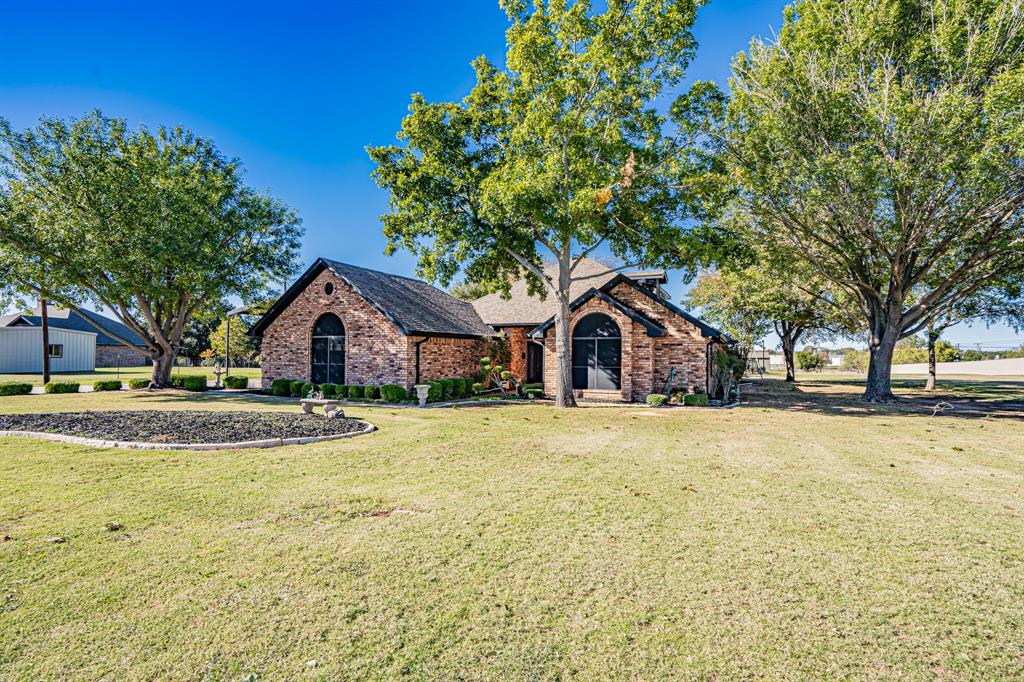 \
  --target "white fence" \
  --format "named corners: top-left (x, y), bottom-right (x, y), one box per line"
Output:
top-left (891, 357), bottom-right (1024, 377)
